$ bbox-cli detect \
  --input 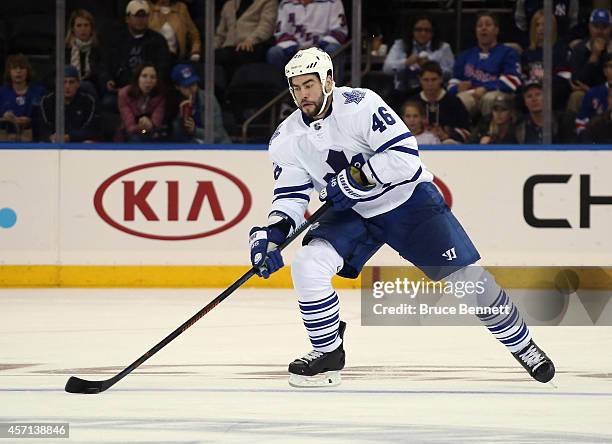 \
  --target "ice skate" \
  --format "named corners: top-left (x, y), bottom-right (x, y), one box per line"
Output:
top-left (512, 339), bottom-right (555, 383)
top-left (288, 321), bottom-right (346, 388)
